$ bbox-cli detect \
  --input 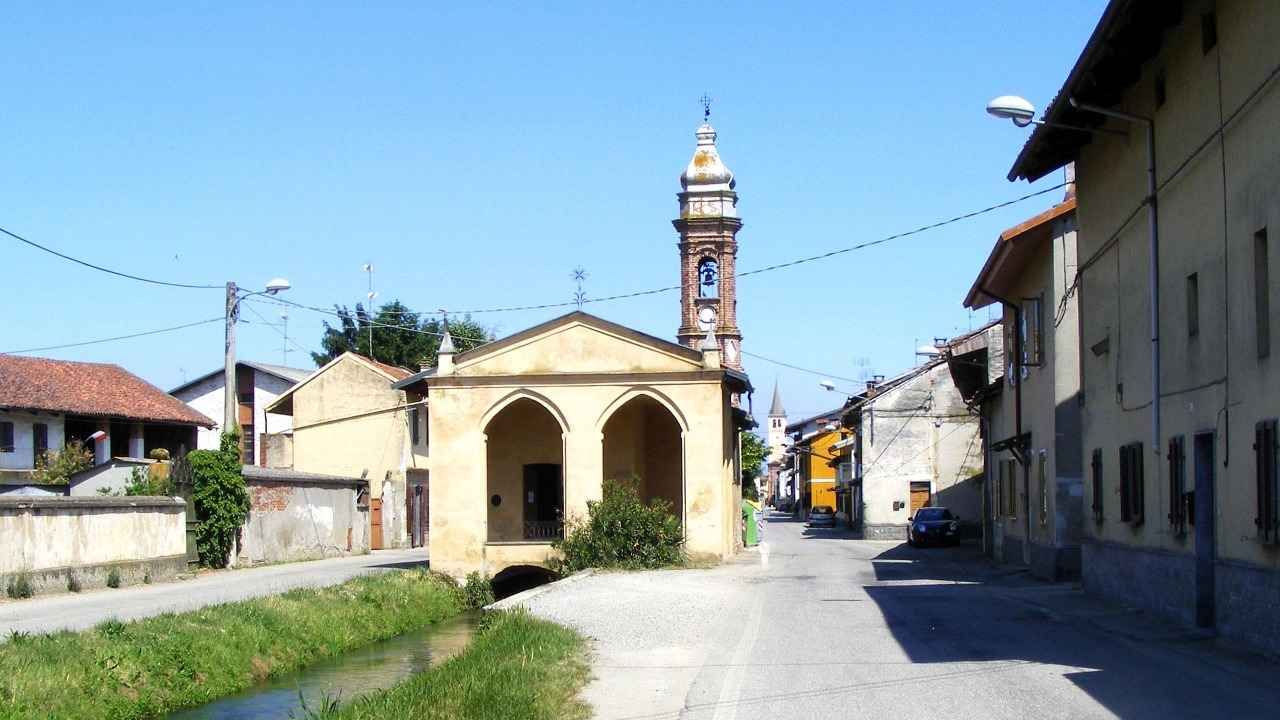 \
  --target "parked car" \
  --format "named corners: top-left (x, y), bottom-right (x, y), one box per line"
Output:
top-left (907, 507), bottom-right (960, 546)
top-left (808, 505), bottom-right (835, 527)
